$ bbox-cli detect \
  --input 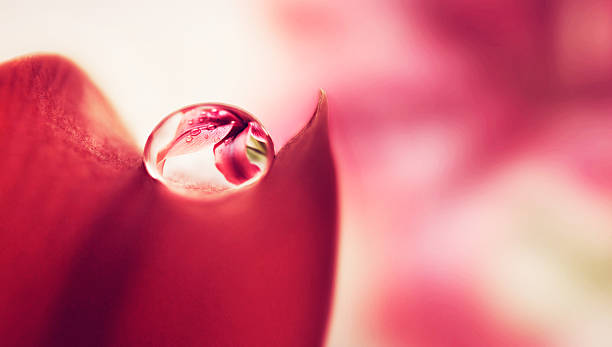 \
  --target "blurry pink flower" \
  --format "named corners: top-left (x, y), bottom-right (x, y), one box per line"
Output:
top-left (265, 1), bottom-right (612, 346)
